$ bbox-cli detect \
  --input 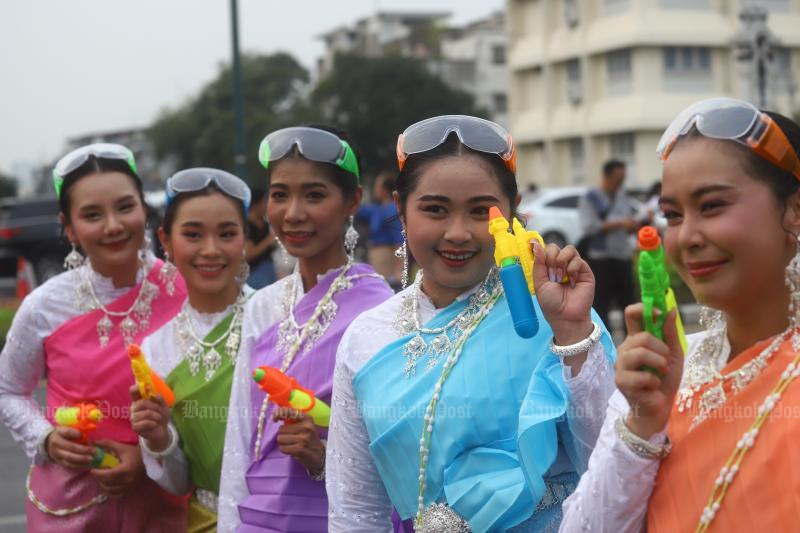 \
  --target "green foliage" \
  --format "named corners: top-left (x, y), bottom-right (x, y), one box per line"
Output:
top-left (307, 53), bottom-right (486, 175)
top-left (148, 52), bottom-right (309, 184)
top-left (0, 173), bottom-right (18, 198)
